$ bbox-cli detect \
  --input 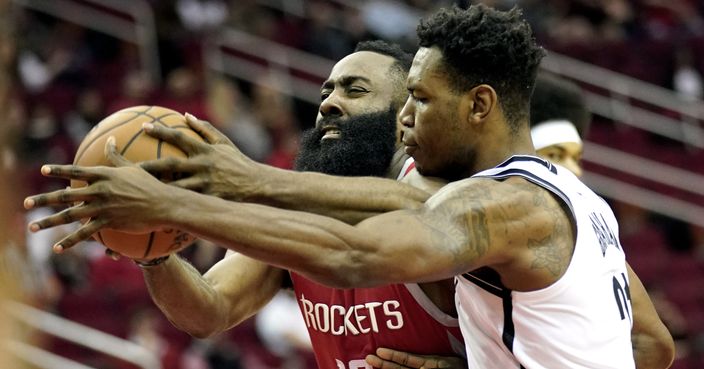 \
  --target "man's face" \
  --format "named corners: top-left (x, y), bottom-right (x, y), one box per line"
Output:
top-left (295, 51), bottom-right (402, 176)
top-left (536, 142), bottom-right (583, 177)
top-left (399, 47), bottom-right (476, 180)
